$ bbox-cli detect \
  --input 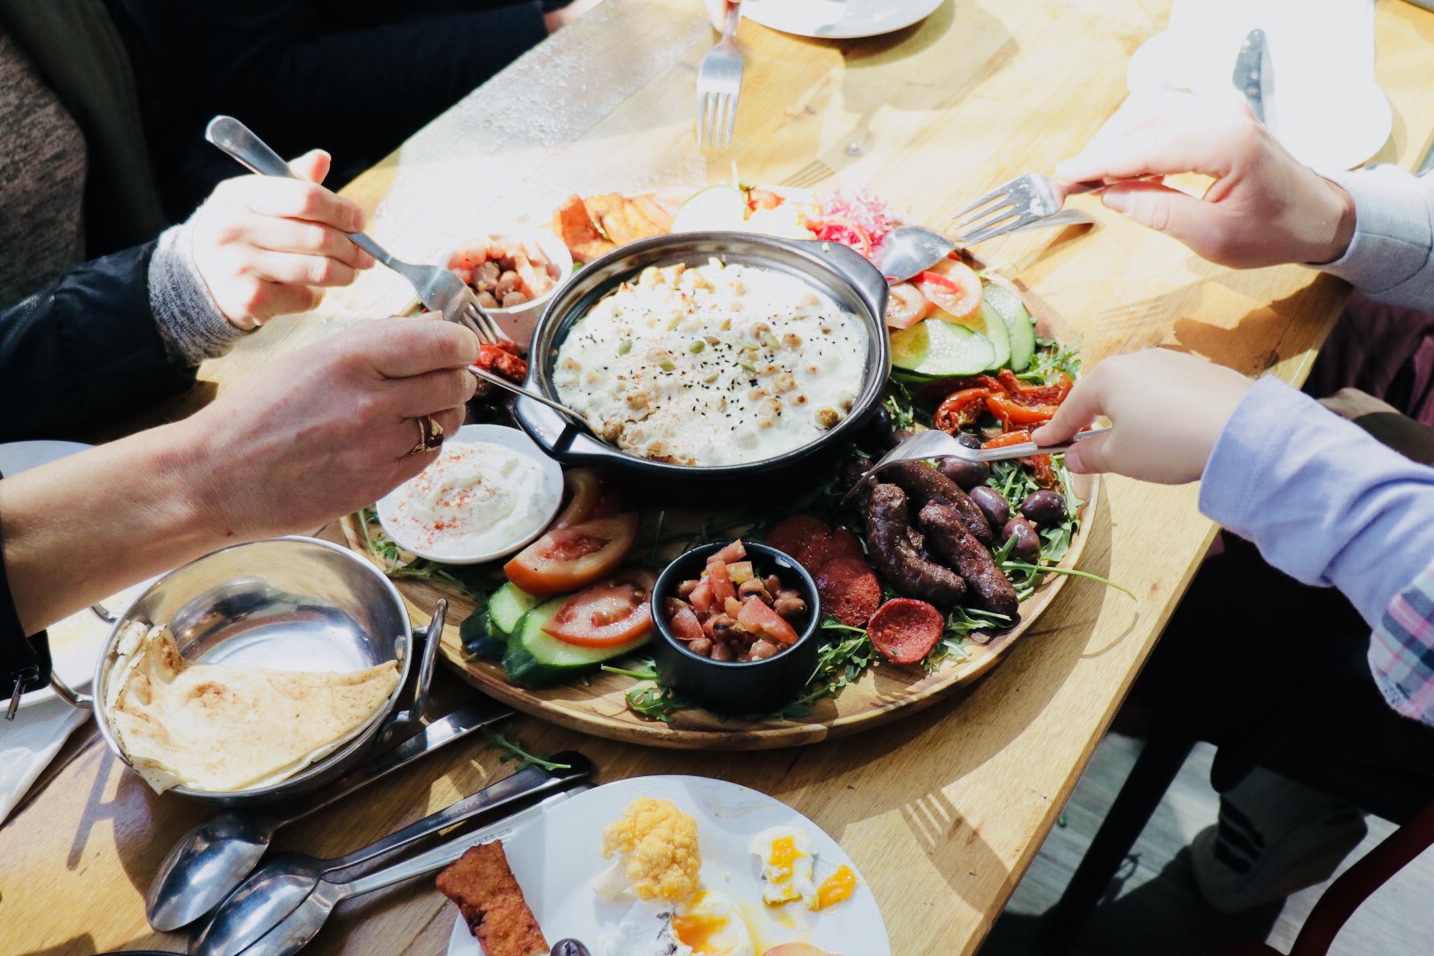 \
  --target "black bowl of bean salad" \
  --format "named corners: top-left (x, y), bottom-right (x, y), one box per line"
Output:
top-left (651, 539), bottom-right (821, 716)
